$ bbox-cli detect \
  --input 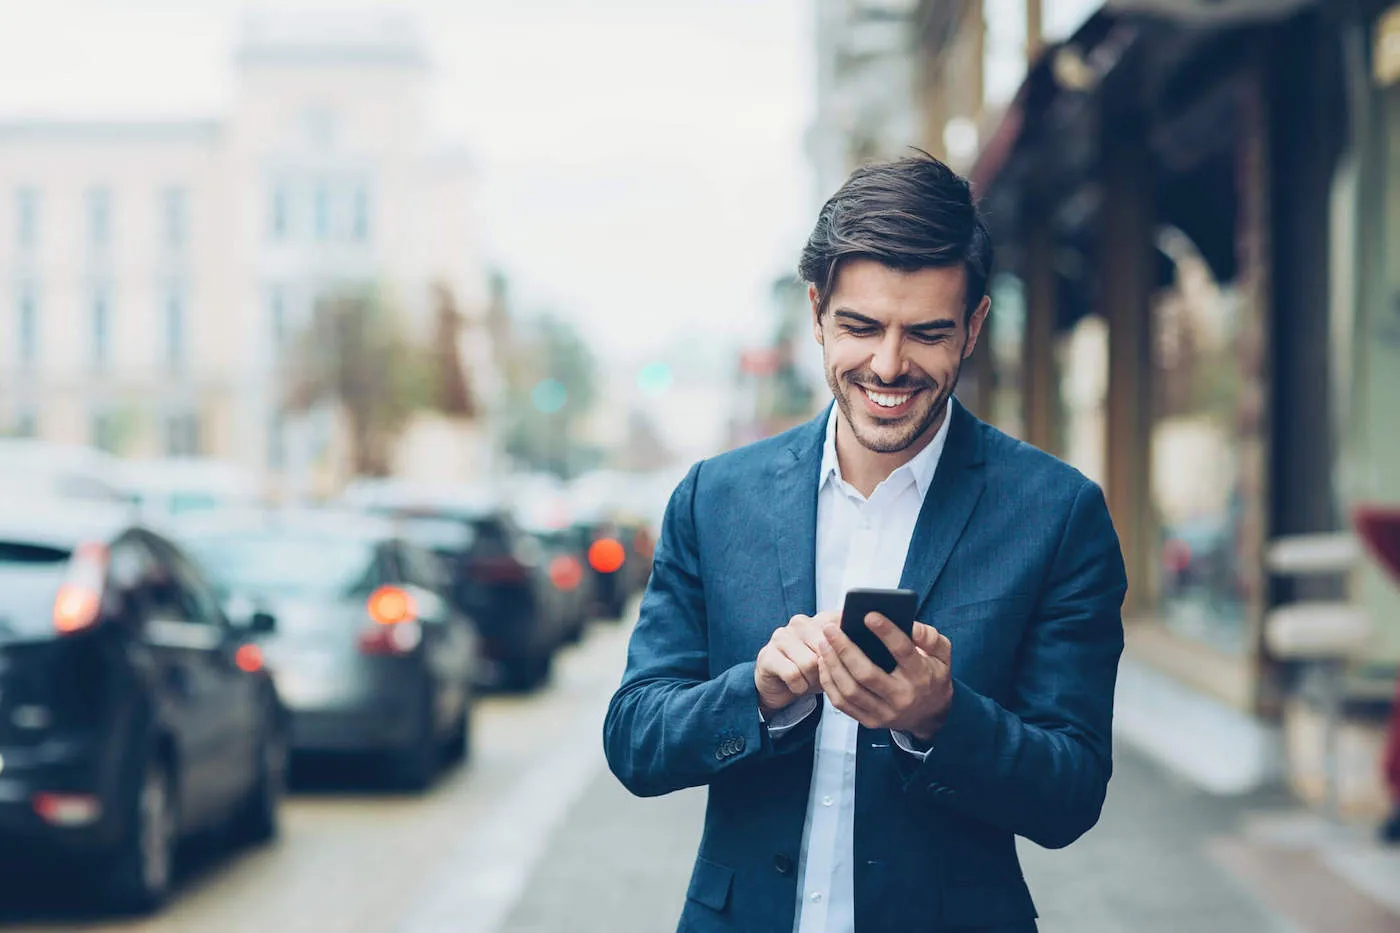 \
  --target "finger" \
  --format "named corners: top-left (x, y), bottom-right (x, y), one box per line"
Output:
top-left (773, 630), bottom-right (821, 689)
top-left (817, 639), bottom-right (893, 722)
top-left (822, 621), bottom-right (893, 690)
top-left (770, 653), bottom-right (811, 696)
top-left (792, 611), bottom-right (838, 653)
top-left (912, 622), bottom-right (952, 665)
top-left (865, 612), bottom-right (921, 671)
